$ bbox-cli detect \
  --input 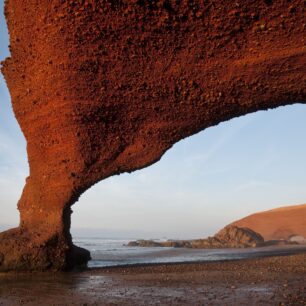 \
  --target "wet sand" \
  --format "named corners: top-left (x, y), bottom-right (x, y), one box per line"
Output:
top-left (0, 252), bottom-right (305, 305)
